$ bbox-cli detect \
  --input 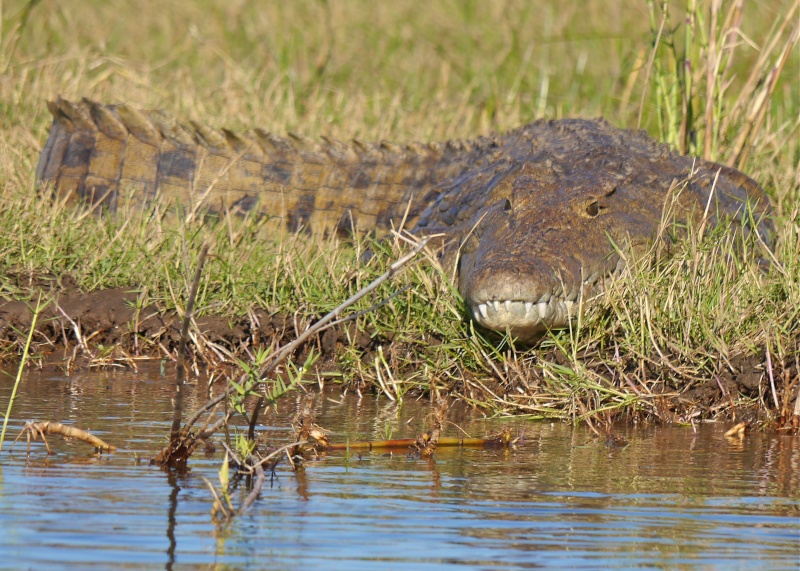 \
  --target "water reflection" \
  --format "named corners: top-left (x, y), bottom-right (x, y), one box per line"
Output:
top-left (165, 471), bottom-right (180, 571)
top-left (0, 365), bottom-right (797, 570)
